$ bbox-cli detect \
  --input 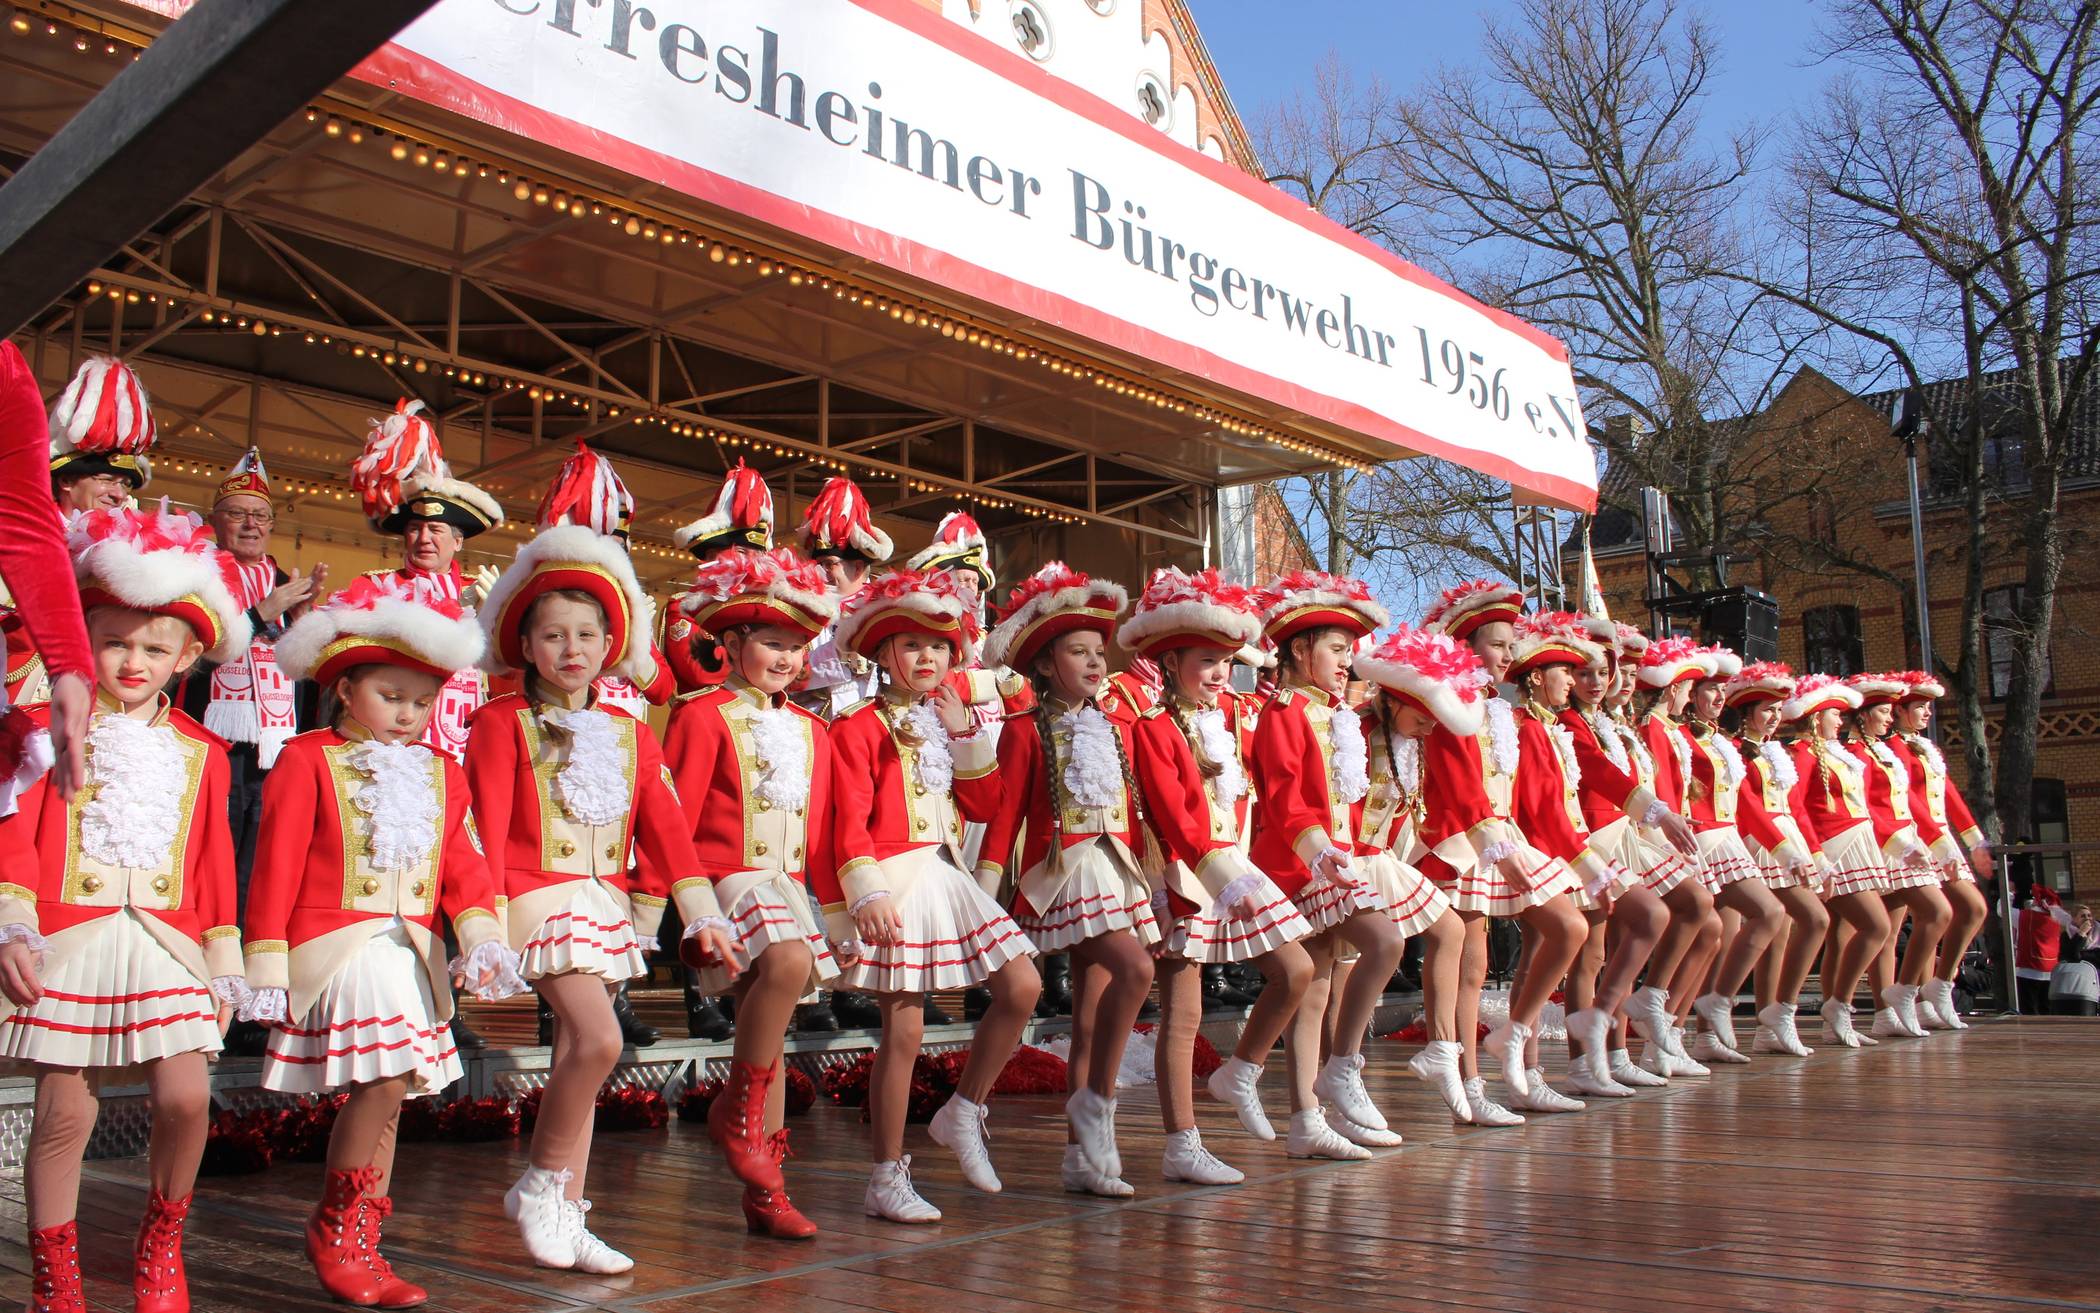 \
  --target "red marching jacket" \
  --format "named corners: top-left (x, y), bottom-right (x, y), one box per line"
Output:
top-left (1643, 712), bottom-right (1691, 815)
top-left (464, 692), bottom-right (719, 947)
top-left (1510, 707), bottom-right (1614, 889)
top-left (1736, 736), bottom-right (1815, 863)
top-left (1129, 697), bottom-right (1257, 916)
top-left (241, 726), bottom-right (501, 1012)
top-left (1851, 737), bottom-right (1928, 861)
top-left (1248, 685), bottom-right (1360, 899)
top-left (1557, 707), bottom-right (1660, 833)
top-left (822, 694), bottom-right (1001, 936)
top-left (1891, 732), bottom-right (1984, 856)
top-left (1794, 738), bottom-right (1872, 845)
top-left (976, 692), bottom-right (1147, 902)
top-left (0, 701), bottom-right (242, 981)
top-left (662, 679), bottom-right (834, 904)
